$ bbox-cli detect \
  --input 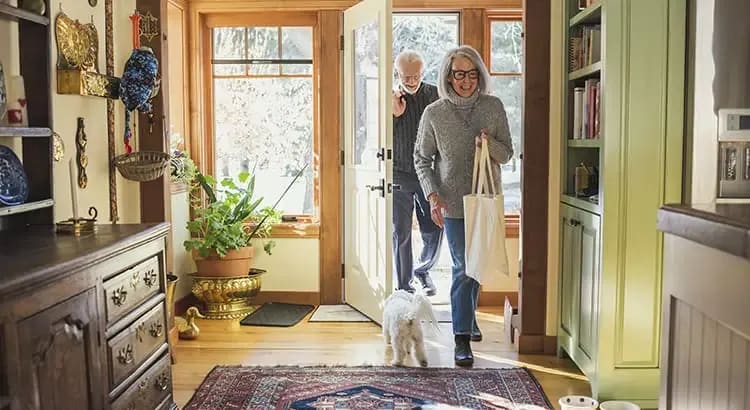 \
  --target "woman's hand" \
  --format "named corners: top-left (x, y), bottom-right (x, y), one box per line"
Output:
top-left (475, 128), bottom-right (489, 148)
top-left (427, 193), bottom-right (446, 228)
